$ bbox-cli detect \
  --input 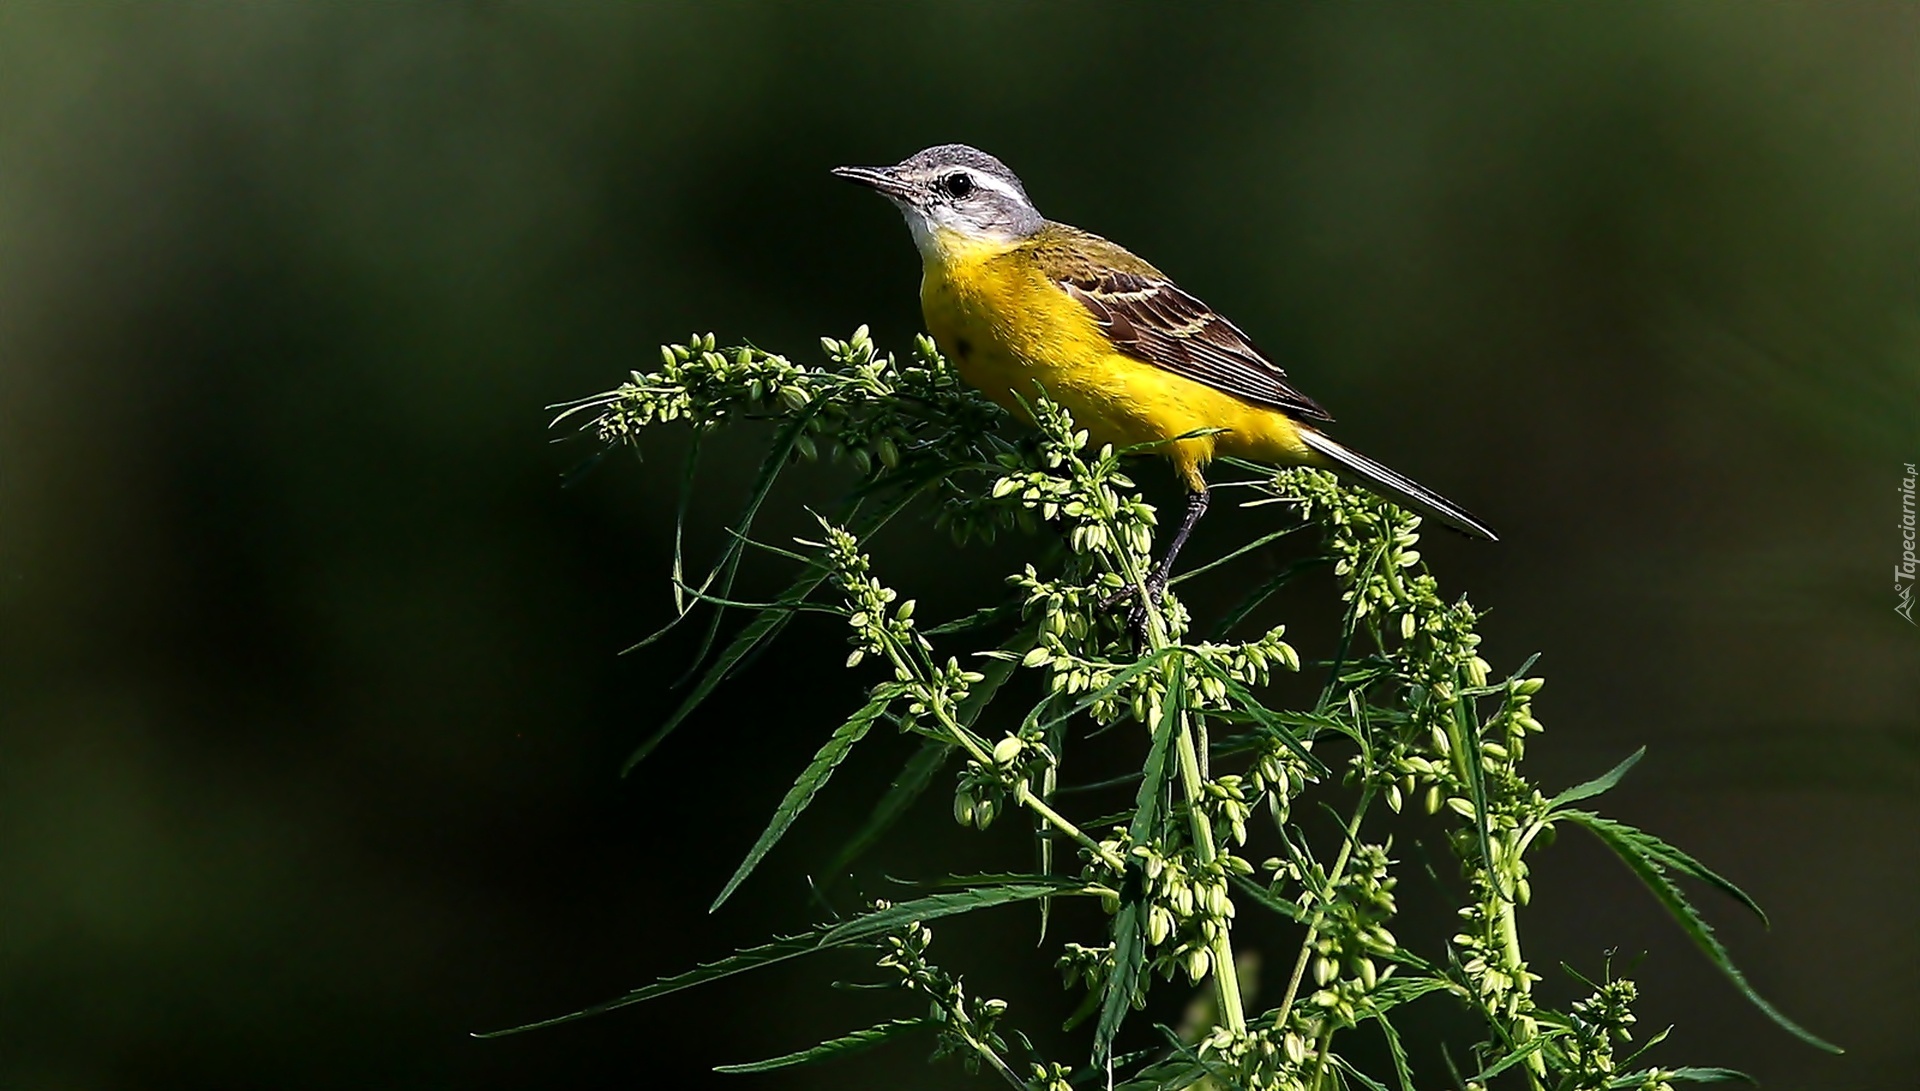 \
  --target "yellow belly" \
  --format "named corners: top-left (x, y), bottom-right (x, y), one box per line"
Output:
top-left (919, 238), bottom-right (1316, 491)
